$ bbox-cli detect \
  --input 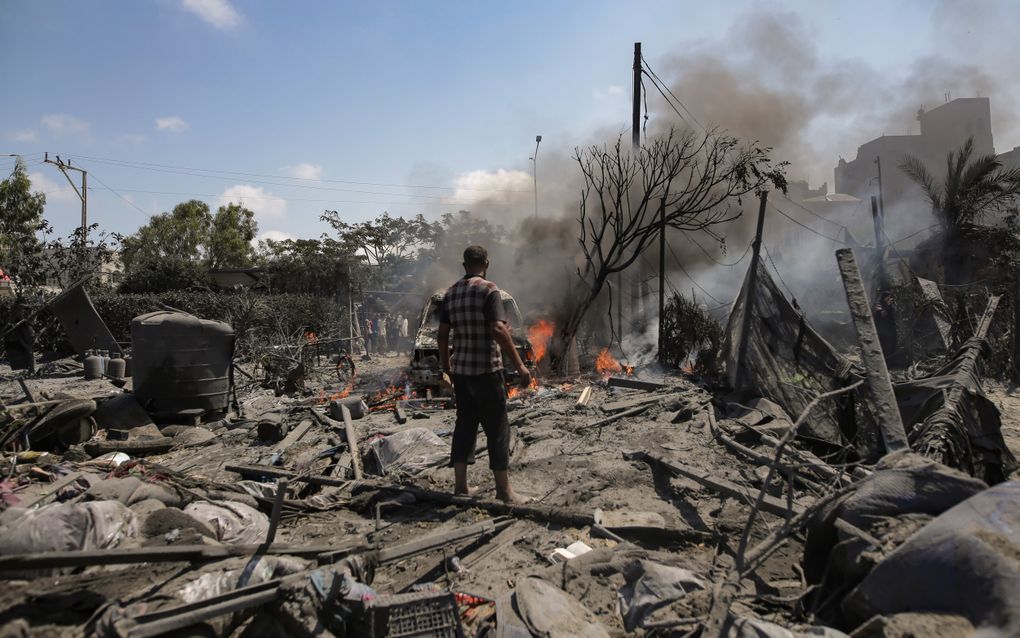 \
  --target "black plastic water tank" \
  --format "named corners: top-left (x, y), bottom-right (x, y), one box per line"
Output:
top-left (131, 311), bottom-right (234, 416)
